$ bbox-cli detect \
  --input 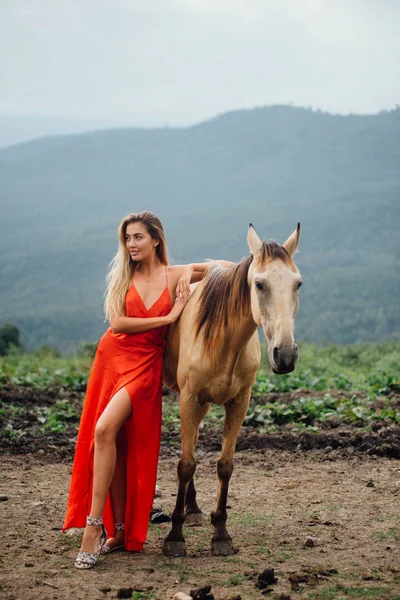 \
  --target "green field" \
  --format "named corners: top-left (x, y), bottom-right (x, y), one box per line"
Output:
top-left (1, 341), bottom-right (399, 598)
top-left (1, 341), bottom-right (399, 444)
